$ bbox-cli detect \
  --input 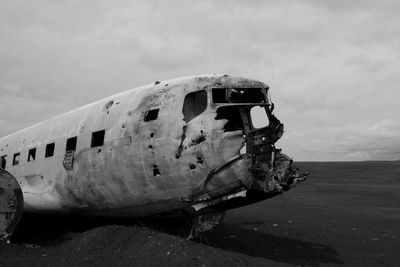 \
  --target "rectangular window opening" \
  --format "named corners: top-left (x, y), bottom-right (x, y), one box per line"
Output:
top-left (45, 143), bottom-right (55, 158)
top-left (0, 155), bottom-right (6, 169)
top-left (66, 137), bottom-right (77, 152)
top-left (28, 148), bottom-right (36, 162)
top-left (13, 153), bottom-right (20, 166)
top-left (91, 130), bottom-right (105, 148)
